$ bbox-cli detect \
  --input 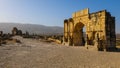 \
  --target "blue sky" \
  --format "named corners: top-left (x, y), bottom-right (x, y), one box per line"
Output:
top-left (0, 0), bottom-right (120, 33)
